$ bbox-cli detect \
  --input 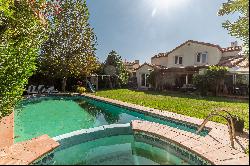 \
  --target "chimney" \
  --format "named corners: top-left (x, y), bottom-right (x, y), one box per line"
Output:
top-left (231, 41), bottom-right (238, 47)
top-left (135, 60), bottom-right (139, 64)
